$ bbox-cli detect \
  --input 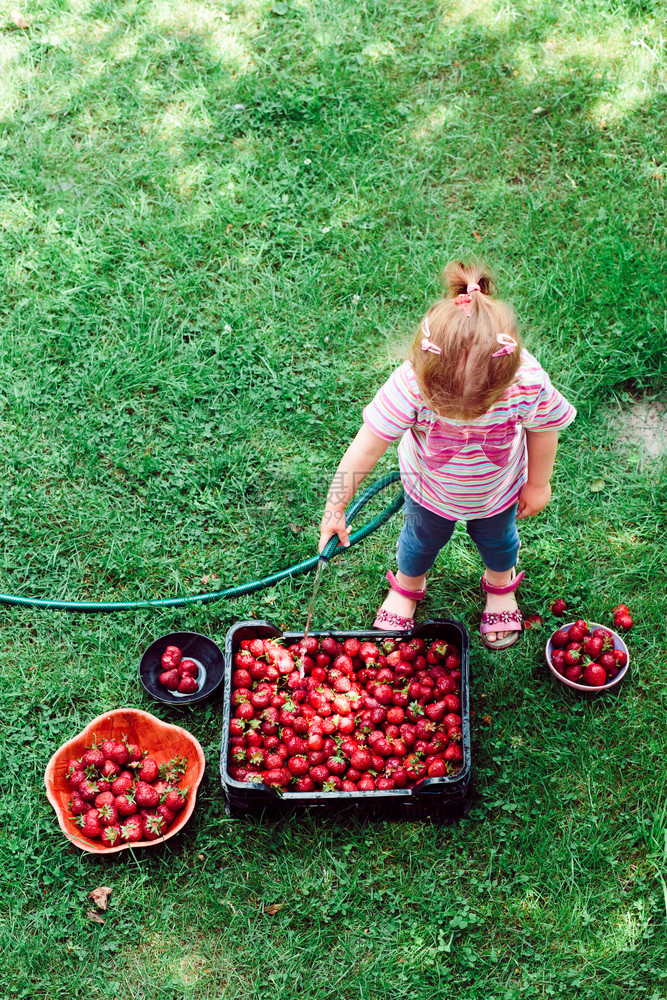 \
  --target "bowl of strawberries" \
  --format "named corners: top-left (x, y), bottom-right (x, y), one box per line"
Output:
top-left (546, 620), bottom-right (629, 693)
top-left (140, 631), bottom-right (225, 705)
top-left (45, 708), bottom-right (206, 853)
